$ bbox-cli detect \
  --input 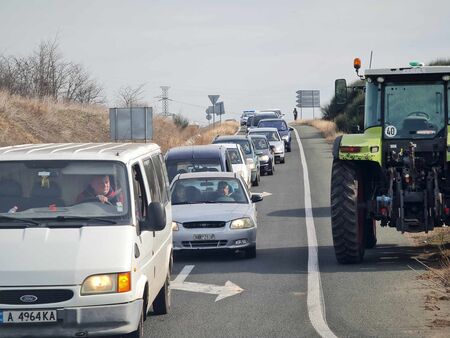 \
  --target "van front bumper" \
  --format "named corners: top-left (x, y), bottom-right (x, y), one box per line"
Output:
top-left (0, 299), bottom-right (143, 338)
